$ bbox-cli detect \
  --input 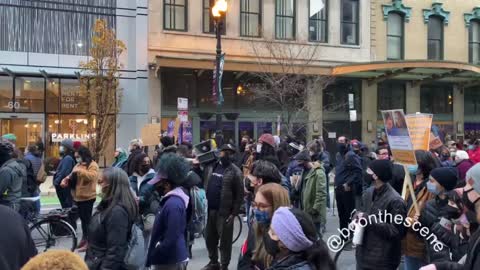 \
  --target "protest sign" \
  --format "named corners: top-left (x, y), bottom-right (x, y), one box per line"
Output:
top-left (405, 114), bottom-right (433, 150)
top-left (429, 134), bottom-right (444, 150)
top-left (381, 109), bottom-right (416, 165)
